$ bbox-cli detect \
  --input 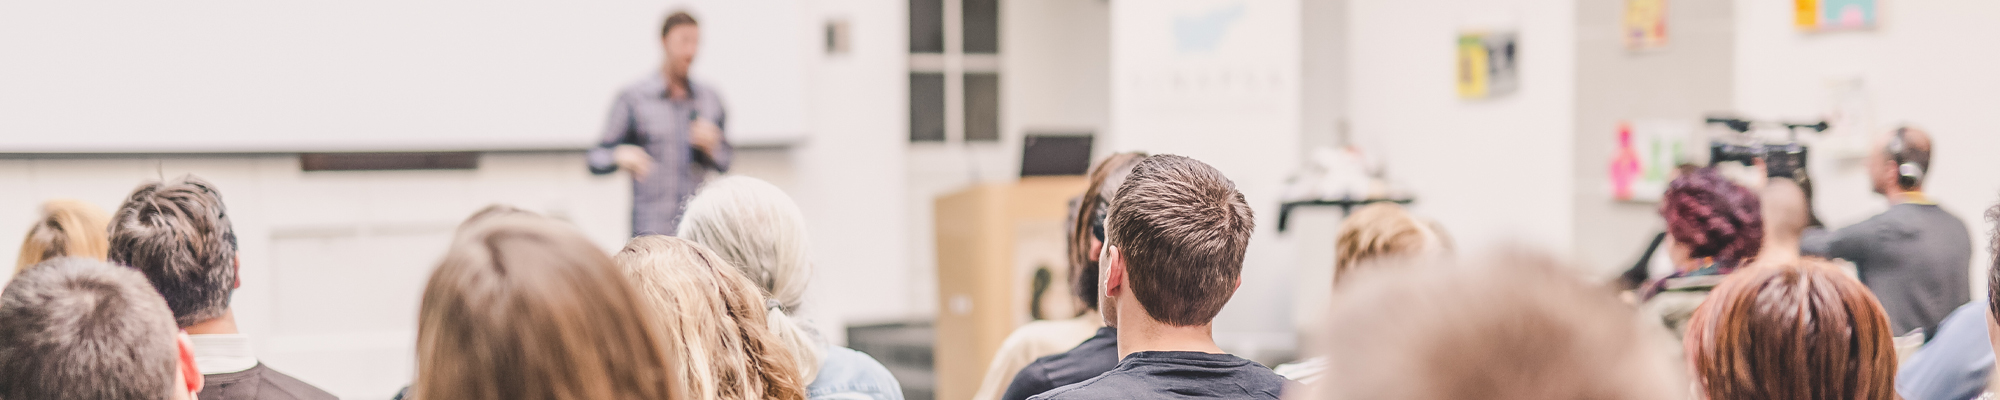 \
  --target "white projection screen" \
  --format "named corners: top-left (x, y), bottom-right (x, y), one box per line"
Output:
top-left (0, 1), bottom-right (810, 152)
